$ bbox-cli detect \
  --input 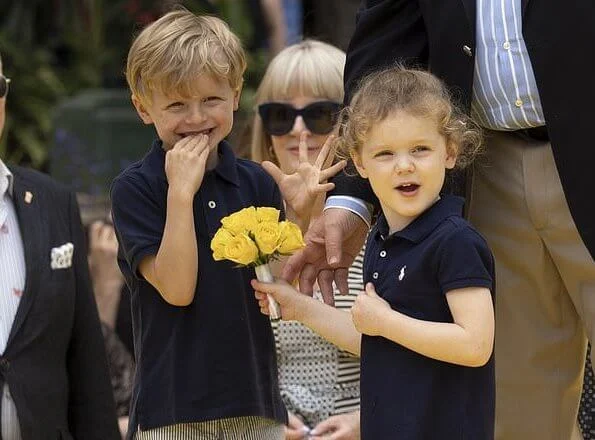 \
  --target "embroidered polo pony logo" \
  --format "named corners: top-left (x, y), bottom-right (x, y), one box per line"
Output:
top-left (398, 265), bottom-right (407, 281)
